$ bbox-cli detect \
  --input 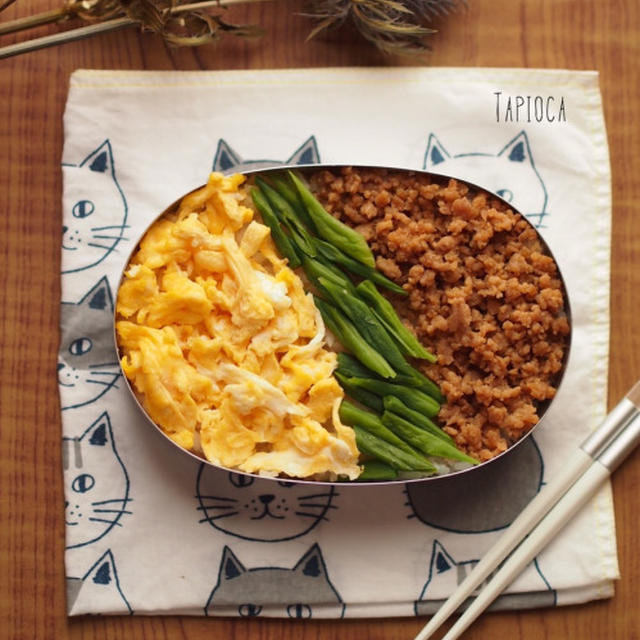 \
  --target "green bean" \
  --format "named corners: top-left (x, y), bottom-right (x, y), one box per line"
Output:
top-left (339, 400), bottom-right (423, 457)
top-left (334, 371), bottom-right (383, 412)
top-left (256, 178), bottom-right (317, 257)
top-left (301, 256), bottom-right (358, 296)
top-left (355, 280), bottom-right (436, 361)
top-left (318, 276), bottom-right (412, 369)
top-left (313, 238), bottom-right (406, 295)
top-left (336, 352), bottom-right (378, 379)
top-left (391, 370), bottom-right (445, 404)
top-left (382, 396), bottom-right (455, 445)
top-left (382, 411), bottom-right (478, 465)
top-left (267, 172), bottom-right (315, 229)
top-left (288, 171), bottom-right (376, 267)
top-left (357, 460), bottom-right (398, 481)
top-left (343, 375), bottom-right (440, 417)
top-left (250, 187), bottom-right (301, 269)
top-left (313, 298), bottom-right (396, 379)
top-left (352, 425), bottom-right (437, 473)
